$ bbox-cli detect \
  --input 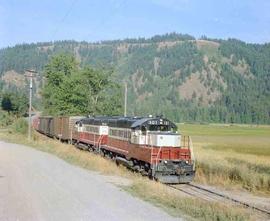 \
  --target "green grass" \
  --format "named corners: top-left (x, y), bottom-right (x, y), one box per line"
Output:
top-left (204, 141), bottom-right (270, 156)
top-left (179, 123), bottom-right (270, 136)
top-left (0, 110), bottom-right (16, 127)
top-left (11, 118), bottom-right (28, 134)
top-left (179, 123), bottom-right (270, 194)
